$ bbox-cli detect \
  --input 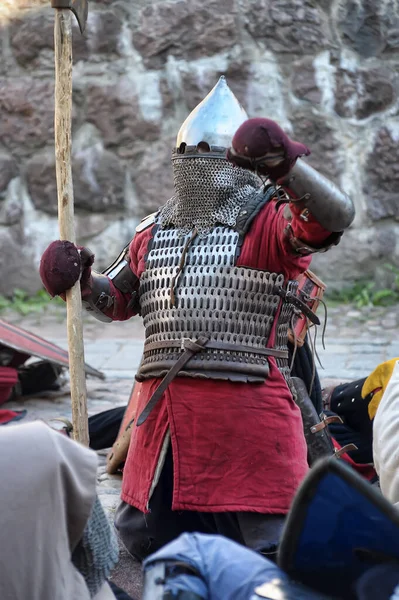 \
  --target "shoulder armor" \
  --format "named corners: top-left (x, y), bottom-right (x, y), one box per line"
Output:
top-left (102, 239), bottom-right (139, 296)
top-left (136, 211), bottom-right (158, 234)
top-left (234, 185), bottom-right (277, 238)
